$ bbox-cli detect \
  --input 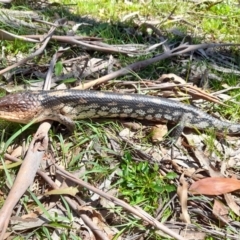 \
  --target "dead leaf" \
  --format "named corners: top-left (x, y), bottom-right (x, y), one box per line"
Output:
top-left (100, 189), bottom-right (118, 209)
top-left (224, 193), bottom-right (240, 216)
top-left (11, 146), bottom-right (23, 158)
top-left (177, 174), bottom-right (191, 223)
top-left (21, 212), bottom-right (38, 219)
top-left (212, 199), bottom-right (229, 224)
top-left (122, 121), bottom-right (142, 130)
top-left (78, 205), bottom-right (94, 213)
top-left (79, 206), bottom-right (117, 239)
top-left (151, 124), bottom-right (168, 142)
top-left (189, 177), bottom-right (240, 195)
top-left (158, 73), bottom-right (186, 84)
top-left (45, 187), bottom-right (79, 196)
top-left (119, 128), bottom-right (134, 138)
